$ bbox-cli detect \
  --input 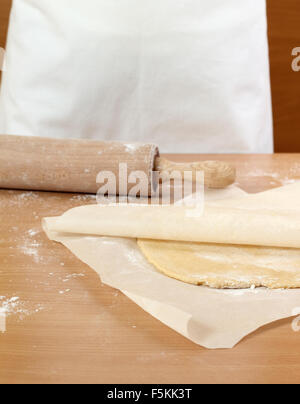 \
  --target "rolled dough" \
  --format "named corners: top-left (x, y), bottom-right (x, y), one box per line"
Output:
top-left (44, 183), bottom-right (300, 249)
top-left (43, 183), bottom-right (300, 289)
top-left (136, 183), bottom-right (300, 289)
top-left (138, 240), bottom-right (300, 289)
